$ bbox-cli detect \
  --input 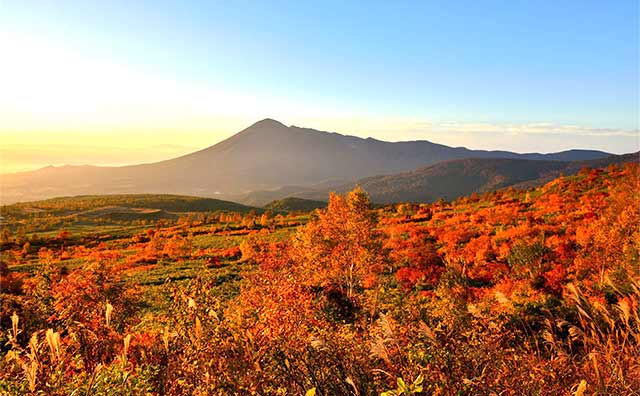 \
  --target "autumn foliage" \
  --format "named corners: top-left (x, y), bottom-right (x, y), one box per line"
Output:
top-left (0, 163), bottom-right (639, 395)
top-left (291, 187), bottom-right (385, 297)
